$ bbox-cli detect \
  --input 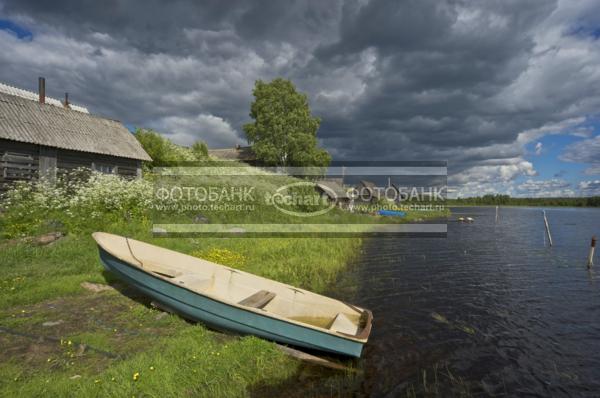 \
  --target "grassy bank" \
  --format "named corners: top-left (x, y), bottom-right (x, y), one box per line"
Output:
top-left (0, 164), bottom-right (446, 396)
top-left (0, 226), bottom-right (363, 397)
